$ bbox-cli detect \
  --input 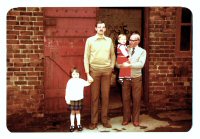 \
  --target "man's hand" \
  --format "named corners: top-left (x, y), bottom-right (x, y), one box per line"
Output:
top-left (121, 62), bottom-right (131, 68)
top-left (87, 74), bottom-right (94, 83)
